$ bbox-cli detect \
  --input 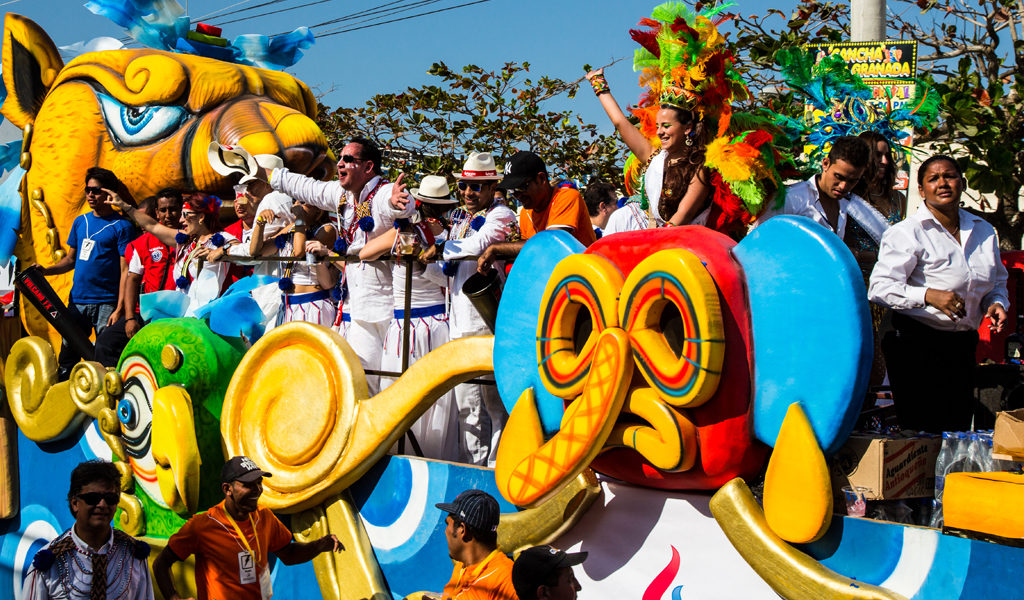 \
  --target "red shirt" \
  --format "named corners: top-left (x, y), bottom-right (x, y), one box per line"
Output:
top-left (223, 219), bottom-right (254, 282)
top-left (167, 501), bottom-right (293, 600)
top-left (125, 232), bottom-right (173, 311)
